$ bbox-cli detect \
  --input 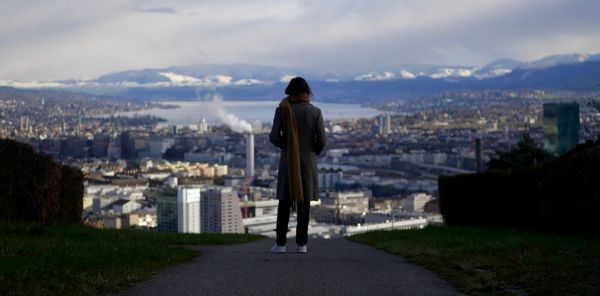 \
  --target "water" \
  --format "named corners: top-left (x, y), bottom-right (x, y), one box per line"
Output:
top-left (119, 100), bottom-right (382, 125)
